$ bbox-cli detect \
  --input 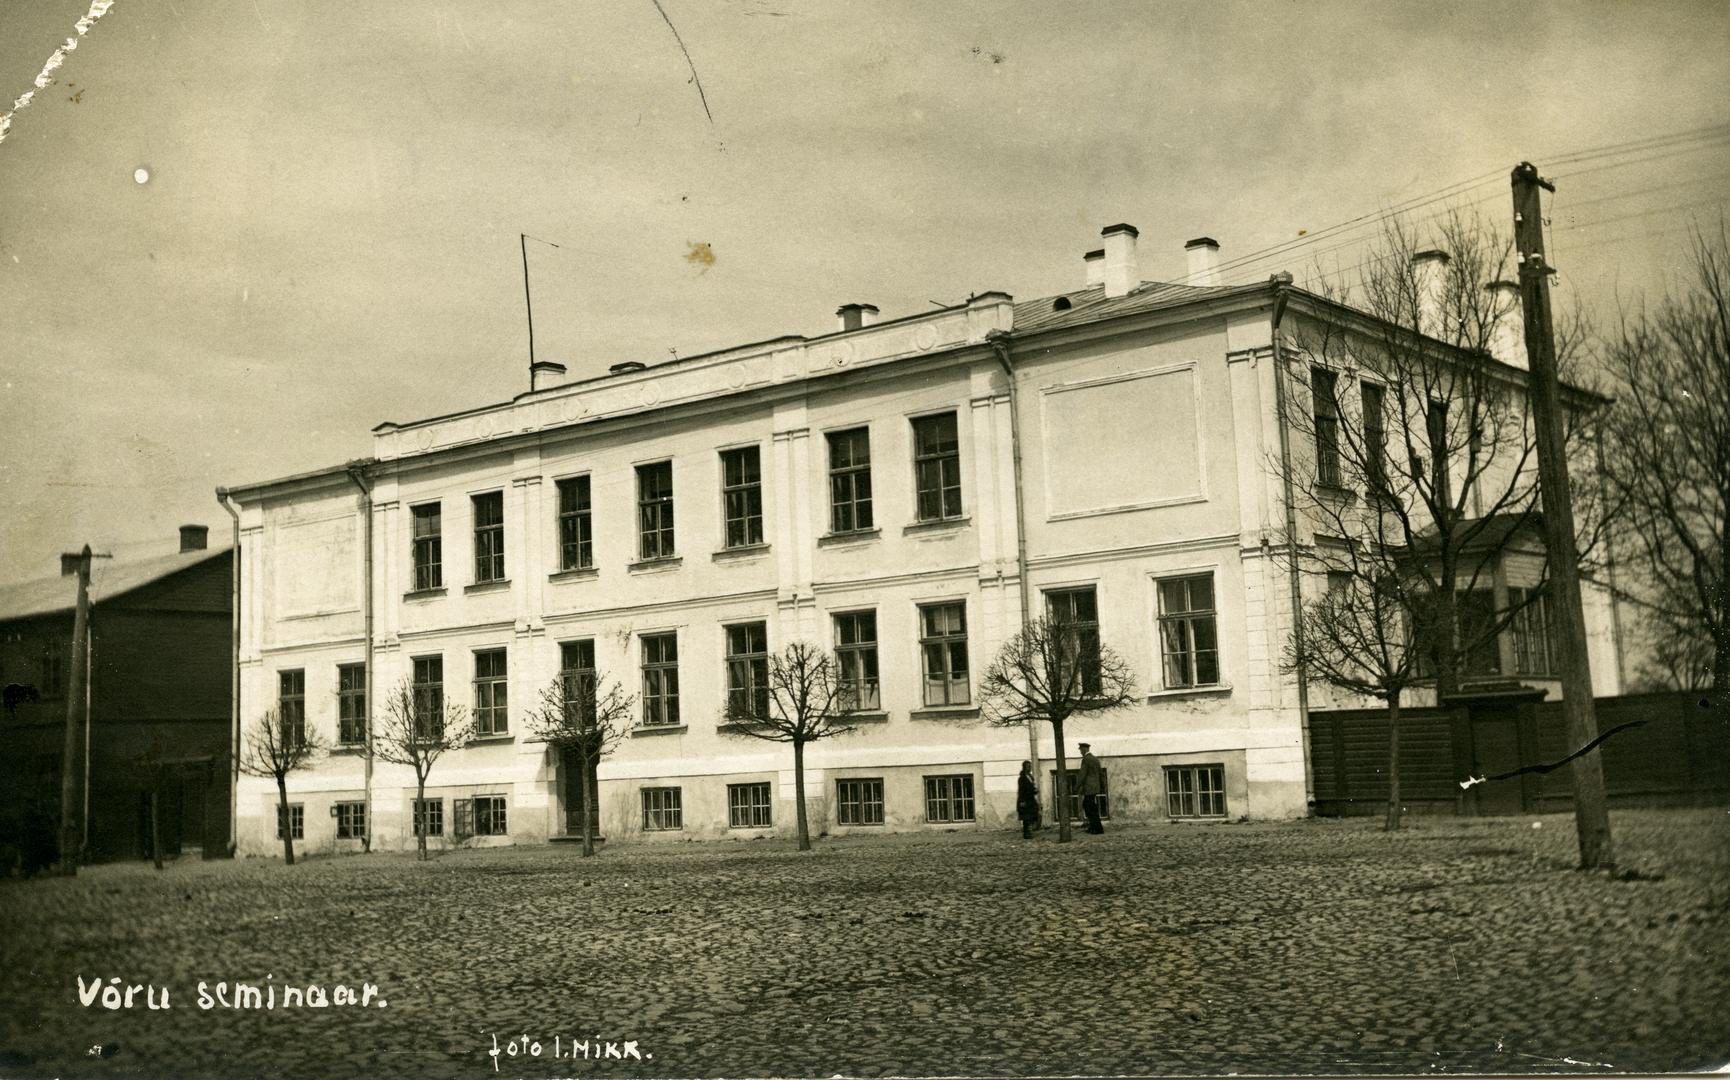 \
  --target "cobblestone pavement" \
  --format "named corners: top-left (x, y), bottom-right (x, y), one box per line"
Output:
top-left (1, 809), bottom-right (1726, 1079)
